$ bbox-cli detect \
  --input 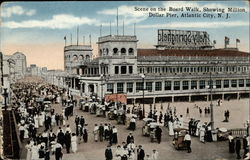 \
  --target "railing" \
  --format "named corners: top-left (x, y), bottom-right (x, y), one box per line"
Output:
top-left (2, 110), bottom-right (21, 159)
top-left (227, 128), bottom-right (247, 137)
